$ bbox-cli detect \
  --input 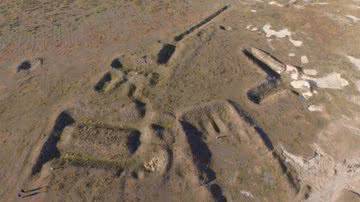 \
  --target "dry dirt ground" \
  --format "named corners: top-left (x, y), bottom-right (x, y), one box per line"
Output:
top-left (0, 0), bottom-right (360, 201)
